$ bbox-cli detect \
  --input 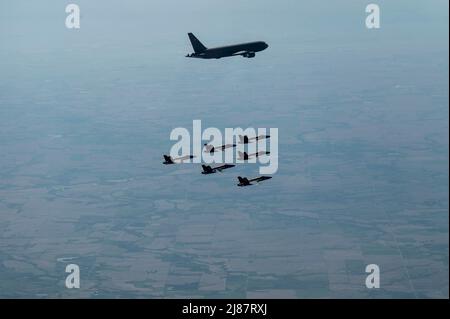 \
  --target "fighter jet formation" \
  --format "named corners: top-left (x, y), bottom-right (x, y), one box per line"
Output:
top-left (186, 33), bottom-right (269, 59)
top-left (162, 134), bottom-right (272, 187)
